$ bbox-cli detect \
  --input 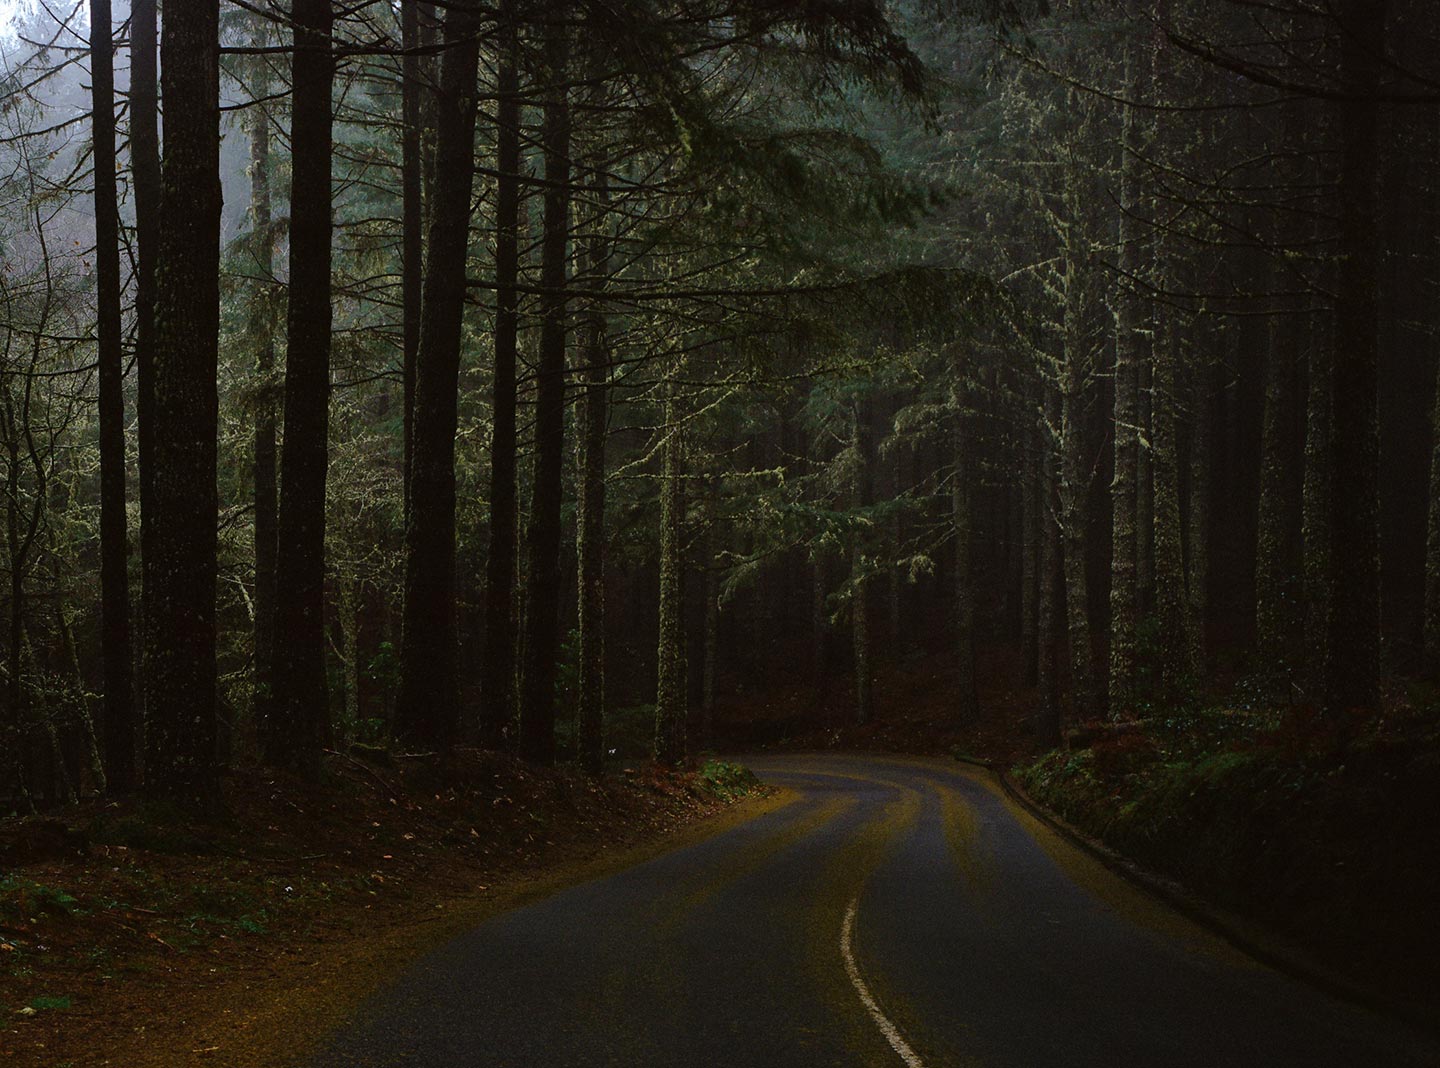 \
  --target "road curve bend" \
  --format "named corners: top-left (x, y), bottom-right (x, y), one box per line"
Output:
top-left (311, 752), bottom-right (1439, 1068)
